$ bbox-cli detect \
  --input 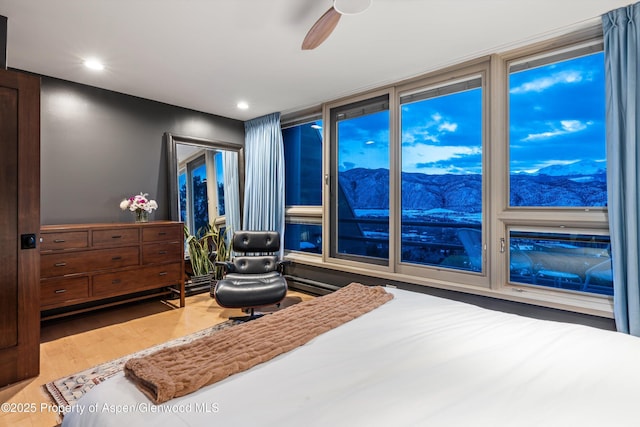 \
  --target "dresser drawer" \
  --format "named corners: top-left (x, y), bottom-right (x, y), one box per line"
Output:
top-left (142, 241), bottom-right (183, 264)
top-left (92, 227), bottom-right (139, 247)
top-left (142, 225), bottom-right (182, 243)
top-left (92, 262), bottom-right (183, 297)
top-left (40, 231), bottom-right (89, 251)
top-left (91, 270), bottom-right (138, 298)
top-left (137, 262), bottom-right (183, 287)
top-left (41, 246), bottom-right (140, 277)
top-left (41, 277), bottom-right (90, 309)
